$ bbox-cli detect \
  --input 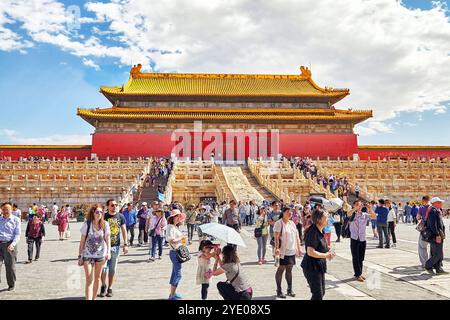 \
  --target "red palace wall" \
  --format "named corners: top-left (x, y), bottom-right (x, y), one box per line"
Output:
top-left (358, 148), bottom-right (450, 160)
top-left (0, 147), bottom-right (92, 160)
top-left (91, 132), bottom-right (359, 159)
